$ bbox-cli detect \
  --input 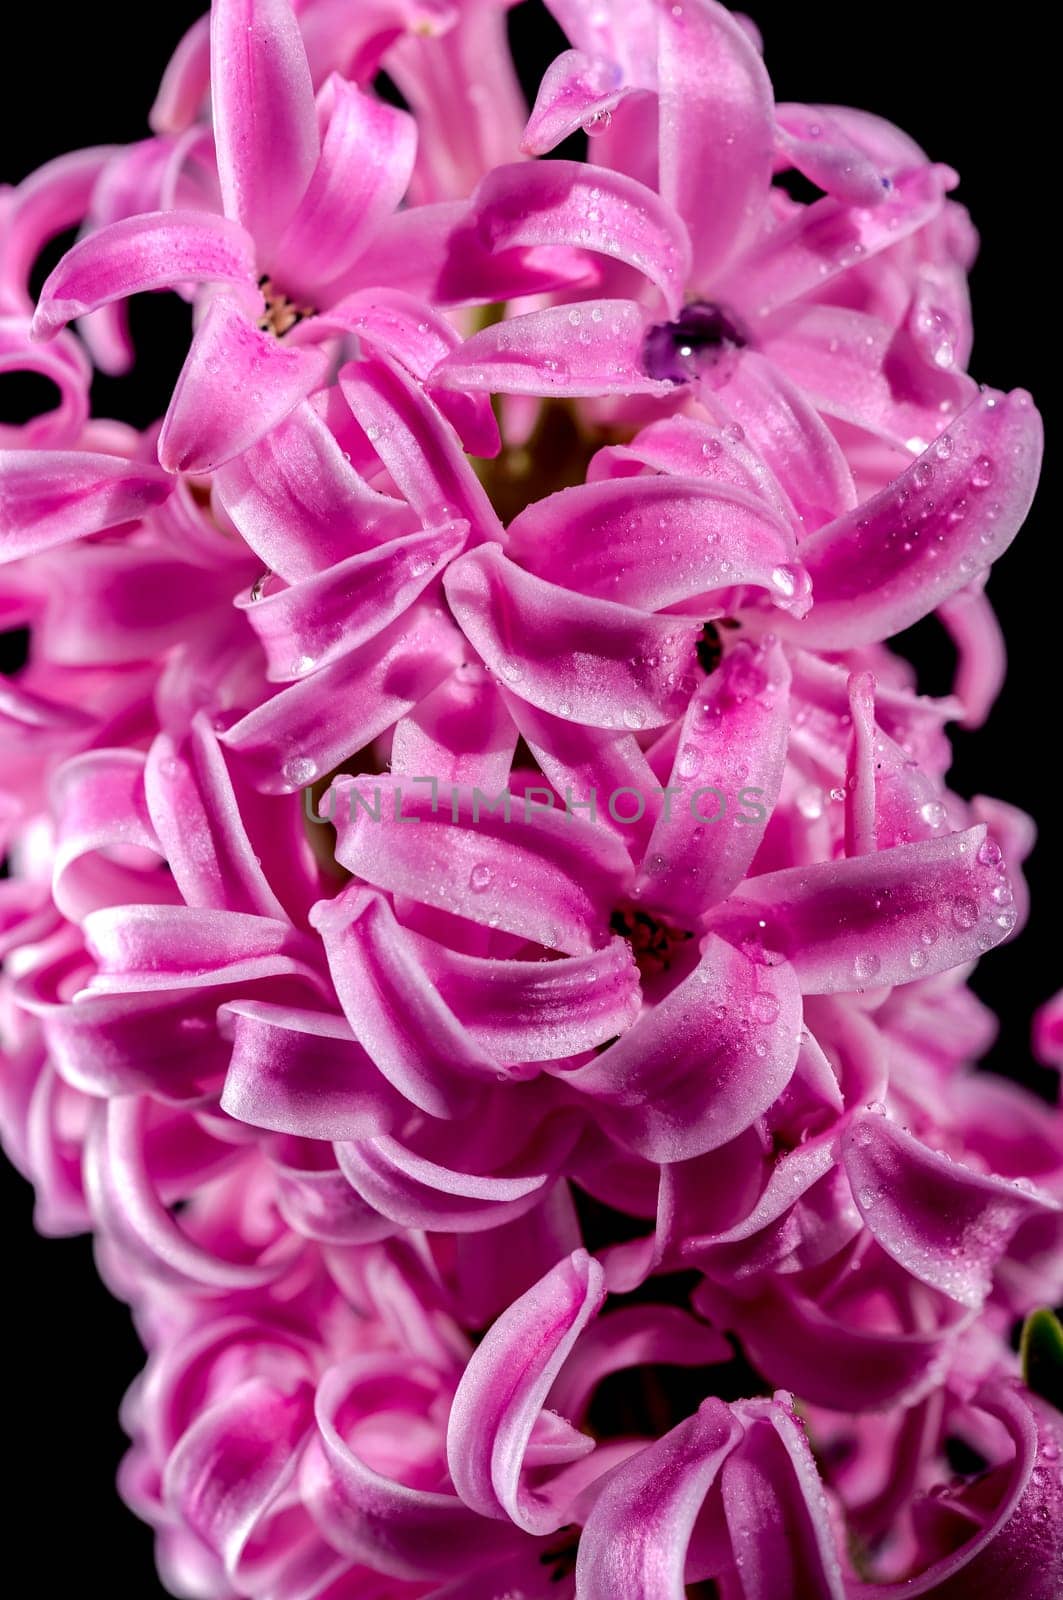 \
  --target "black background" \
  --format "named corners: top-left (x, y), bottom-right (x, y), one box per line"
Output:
top-left (1, 3), bottom-right (1056, 1590)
